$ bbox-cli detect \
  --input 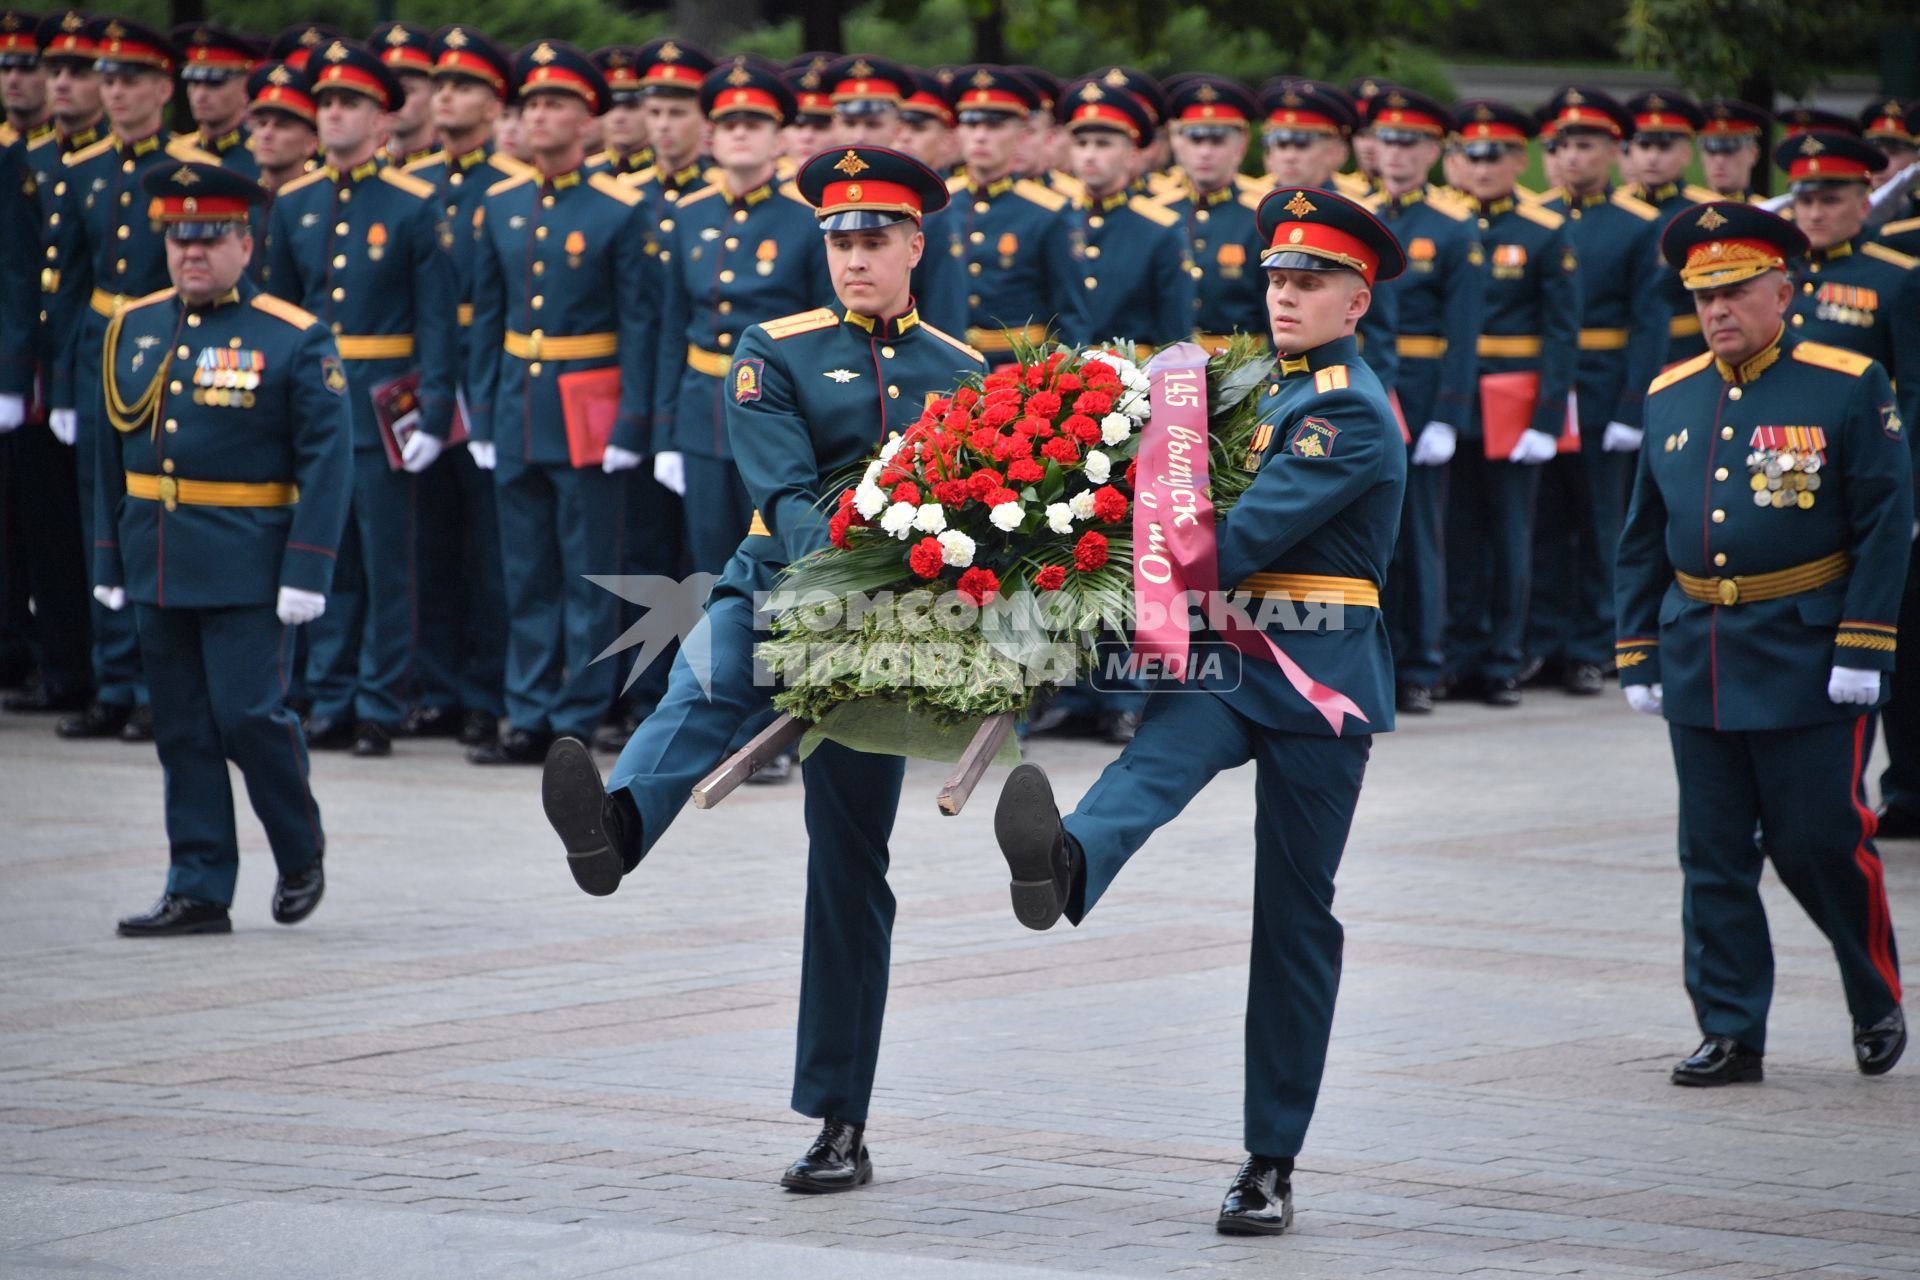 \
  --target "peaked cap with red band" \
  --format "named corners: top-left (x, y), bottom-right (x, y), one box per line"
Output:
top-left (1775, 129), bottom-right (1887, 187)
top-left (797, 144), bottom-right (950, 231)
top-left (701, 54), bottom-right (796, 125)
top-left (1256, 186), bottom-right (1406, 286)
top-left (1660, 200), bottom-right (1808, 290)
top-left (141, 161), bottom-right (267, 240)
top-left (433, 26), bottom-right (509, 99)
top-left (513, 39), bottom-right (608, 115)
top-left (1057, 74), bottom-right (1154, 146)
